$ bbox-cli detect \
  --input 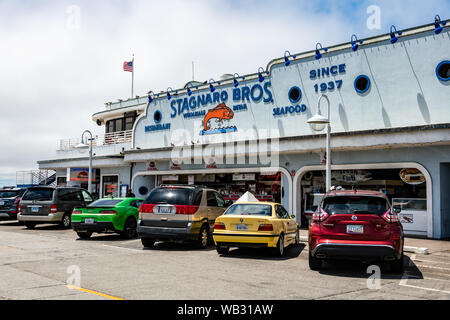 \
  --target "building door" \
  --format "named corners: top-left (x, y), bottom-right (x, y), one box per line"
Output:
top-left (102, 175), bottom-right (119, 198)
